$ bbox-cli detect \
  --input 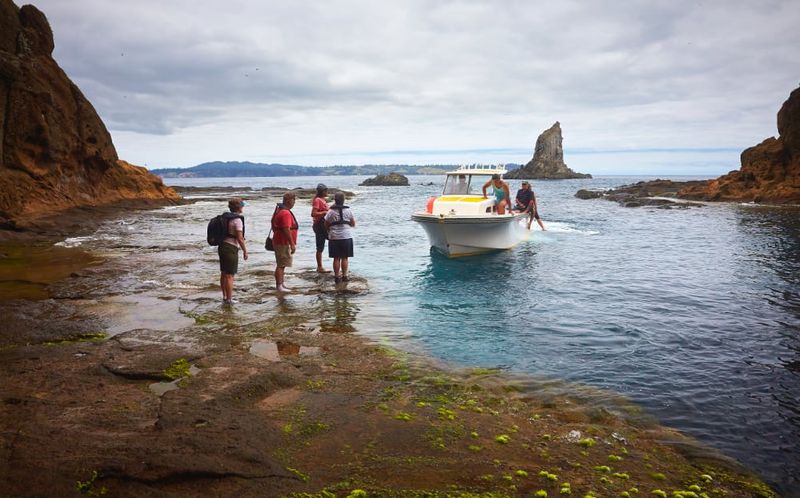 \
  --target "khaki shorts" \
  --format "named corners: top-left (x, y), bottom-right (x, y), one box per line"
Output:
top-left (274, 244), bottom-right (293, 267)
